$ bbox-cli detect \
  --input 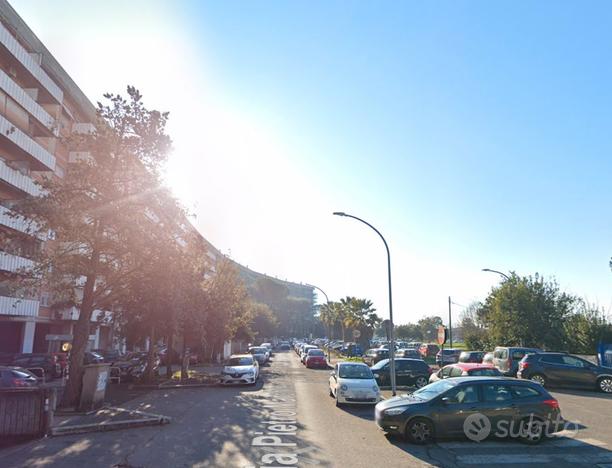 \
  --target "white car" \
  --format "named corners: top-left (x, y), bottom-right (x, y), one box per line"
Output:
top-left (261, 343), bottom-right (274, 357)
top-left (220, 354), bottom-right (259, 385)
top-left (329, 362), bottom-right (381, 406)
